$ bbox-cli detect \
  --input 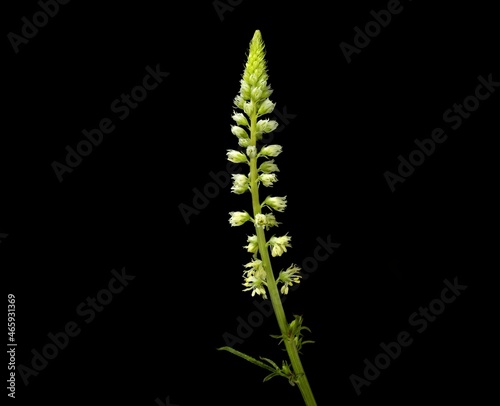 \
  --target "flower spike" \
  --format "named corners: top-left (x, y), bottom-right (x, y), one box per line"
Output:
top-left (223, 30), bottom-right (317, 404)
